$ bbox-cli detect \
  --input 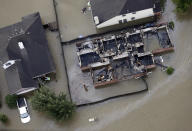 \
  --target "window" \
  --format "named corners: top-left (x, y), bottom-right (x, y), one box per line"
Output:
top-left (131, 17), bottom-right (135, 20)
